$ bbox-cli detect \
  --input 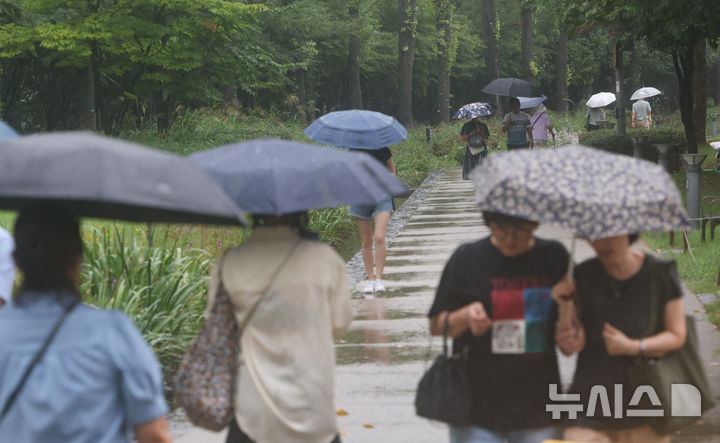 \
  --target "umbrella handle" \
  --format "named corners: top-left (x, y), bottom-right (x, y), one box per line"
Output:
top-left (567, 235), bottom-right (575, 282)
